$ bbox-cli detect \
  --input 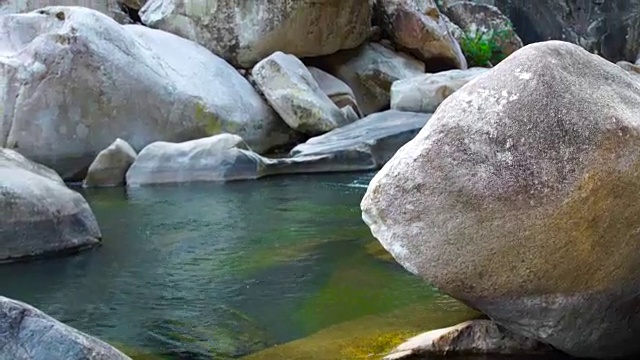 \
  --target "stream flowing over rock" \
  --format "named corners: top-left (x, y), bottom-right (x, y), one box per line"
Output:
top-left (0, 148), bottom-right (101, 263)
top-left (251, 52), bottom-right (349, 136)
top-left (391, 67), bottom-right (489, 113)
top-left (83, 138), bottom-right (137, 188)
top-left (361, 40), bottom-right (640, 359)
top-left (384, 320), bottom-right (554, 359)
top-left (0, 6), bottom-right (292, 180)
top-left (489, 0), bottom-right (640, 62)
top-left (311, 43), bottom-right (425, 115)
top-left (373, 0), bottom-right (467, 71)
top-left (139, 0), bottom-right (372, 68)
top-left (0, 296), bottom-right (131, 360)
